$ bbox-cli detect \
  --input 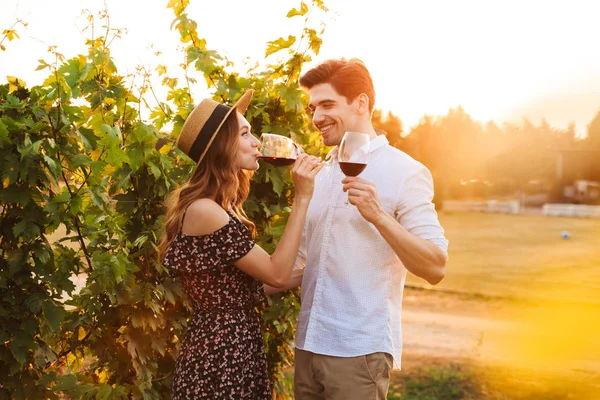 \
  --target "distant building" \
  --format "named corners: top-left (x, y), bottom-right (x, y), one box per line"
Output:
top-left (563, 180), bottom-right (600, 204)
